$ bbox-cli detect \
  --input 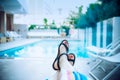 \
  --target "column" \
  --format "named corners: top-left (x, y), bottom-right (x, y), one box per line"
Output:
top-left (112, 17), bottom-right (120, 44)
top-left (96, 22), bottom-right (101, 47)
top-left (87, 27), bottom-right (92, 46)
top-left (0, 11), bottom-right (7, 34)
top-left (103, 20), bottom-right (107, 48)
top-left (100, 21), bottom-right (103, 48)
top-left (6, 14), bottom-right (14, 31)
top-left (106, 18), bottom-right (113, 46)
top-left (92, 24), bottom-right (97, 46)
